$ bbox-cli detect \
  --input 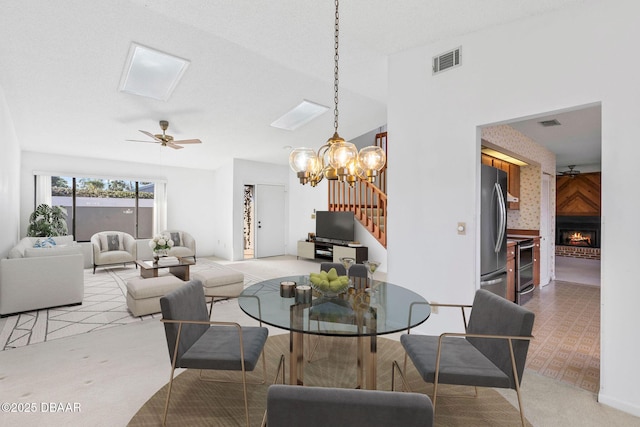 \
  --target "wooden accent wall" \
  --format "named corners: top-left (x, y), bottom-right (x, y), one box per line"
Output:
top-left (556, 172), bottom-right (601, 216)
